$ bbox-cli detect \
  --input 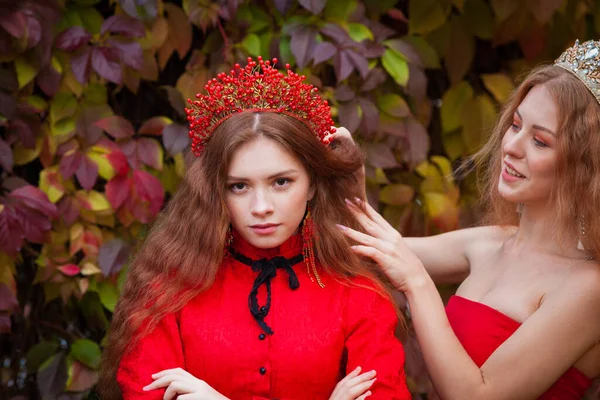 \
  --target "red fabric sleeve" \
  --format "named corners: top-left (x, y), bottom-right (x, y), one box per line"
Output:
top-left (344, 282), bottom-right (411, 400)
top-left (116, 313), bottom-right (185, 399)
